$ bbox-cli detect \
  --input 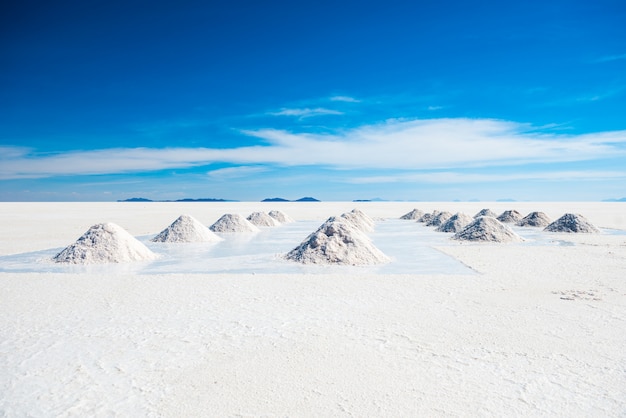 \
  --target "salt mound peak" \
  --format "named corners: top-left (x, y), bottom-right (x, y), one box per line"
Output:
top-left (544, 213), bottom-right (599, 233)
top-left (452, 216), bottom-right (523, 243)
top-left (426, 211), bottom-right (453, 227)
top-left (209, 214), bottom-right (260, 233)
top-left (474, 208), bottom-right (497, 218)
top-left (54, 222), bottom-right (157, 264)
top-left (340, 208), bottom-right (375, 232)
top-left (268, 210), bottom-right (294, 223)
top-left (285, 218), bottom-right (389, 265)
top-left (517, 211), bottom-right (551, 227)
top-left (418, 210), bottom-right (440, 223)
top-left (247, 211), bottom-right (280, 227)
top-left (400, 208), bottom-right (424, 220)
top-left (437, 212), bottom-right (473, 233)
top-left (497, 210), bottom-right (523, 223)
top-left (152, 214), bottom-right (222, 243)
